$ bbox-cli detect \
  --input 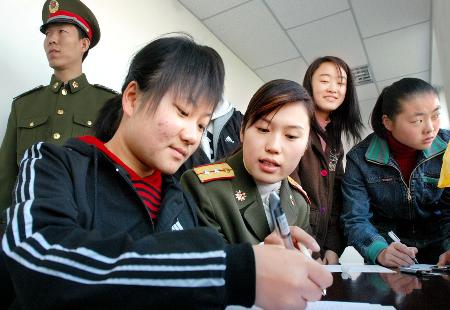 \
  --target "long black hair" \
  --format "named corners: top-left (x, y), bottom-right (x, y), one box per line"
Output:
top-left (94, 34), bottom-right (225, 141)
top-left (303, 56), bottom-right (363, 148)
top-left (371, 77), bottom-right (438, 138)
